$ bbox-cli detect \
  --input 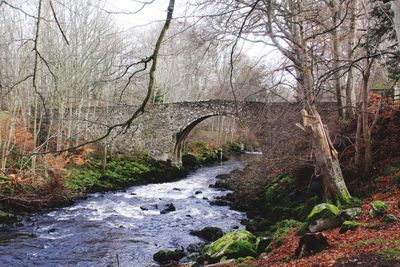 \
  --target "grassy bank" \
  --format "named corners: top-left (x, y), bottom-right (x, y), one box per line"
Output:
top-left (65, 153), bottom-right (187, 193)
top-left (0, 152), bottom-right (187, 223)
